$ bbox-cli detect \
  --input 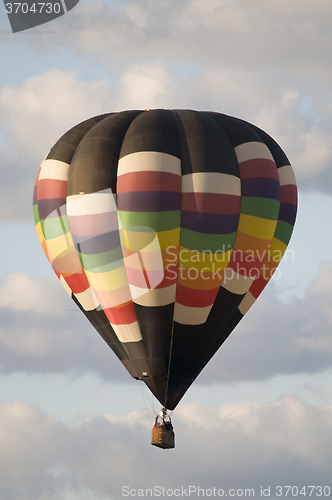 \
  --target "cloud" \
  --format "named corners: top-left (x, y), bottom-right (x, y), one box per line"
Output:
top-left (39, 0), bottom-right (332, 70)
top-left (202, 261), bottom-right (332, 383)
top-left (0, 68), bottom-right (110, 160)
top-left (0, 69), bottom-right (114, 221)
top-left (0, 272), bottom-right (67, 314)
top-left (2, 0), bottom-right (332, 224)
top-left (0, 273), bottom-right (129, 378)
top-left (0, 260), bottom-right (332, 387)
top-left (115, 61), bottom-right (173, 110)
top-left (1, 64), bottom-right (331, 225)
top-left (0, 396), bottom-right (331, 499)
